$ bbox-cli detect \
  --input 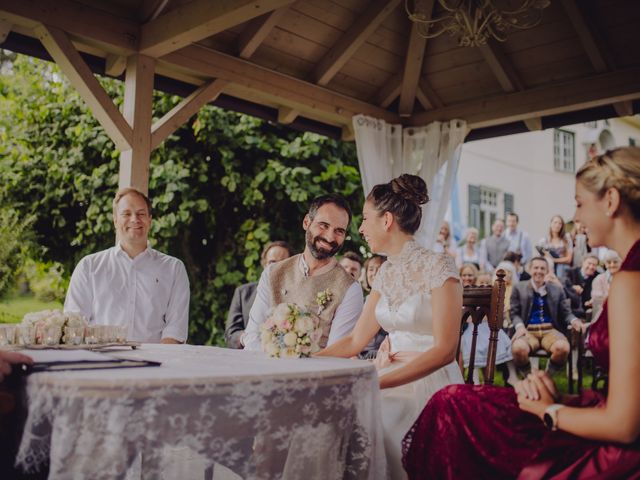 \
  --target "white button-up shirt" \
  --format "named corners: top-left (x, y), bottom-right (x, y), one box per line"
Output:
top-left (243, 256), bottom-right (363, 351)
top-left (64, 245), bottom-right (190, 342)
